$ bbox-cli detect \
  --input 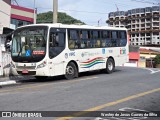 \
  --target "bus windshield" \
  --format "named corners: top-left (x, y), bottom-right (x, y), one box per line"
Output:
top-left (11, 26), bottom-right (48, 63)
